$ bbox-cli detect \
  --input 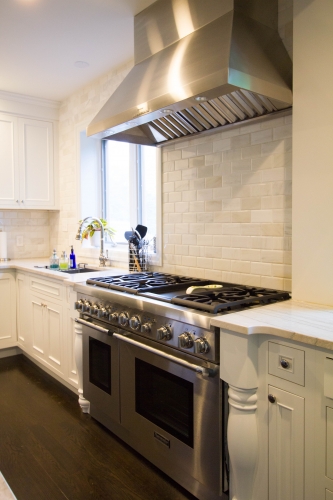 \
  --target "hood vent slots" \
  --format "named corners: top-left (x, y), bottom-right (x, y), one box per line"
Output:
top-left (148, 89), bottom-right (278, 141)
top-left (87, 0), bottom-right (292, 146)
